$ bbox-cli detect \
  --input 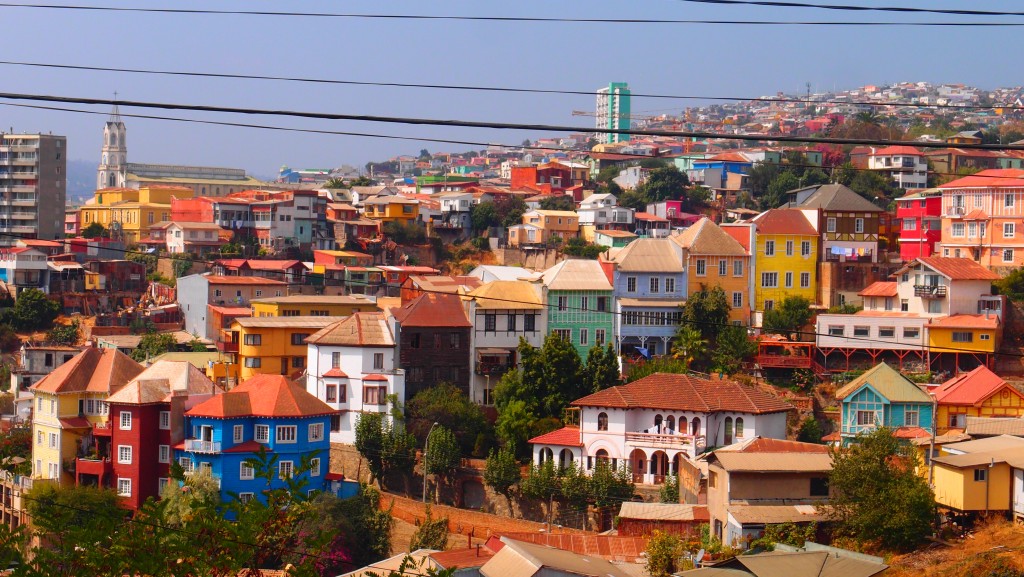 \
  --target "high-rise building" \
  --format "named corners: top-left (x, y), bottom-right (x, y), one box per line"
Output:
top-left (595, 82), bottom-right (631, 144)
top-left (0, 132), bottom-right (67, 246)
